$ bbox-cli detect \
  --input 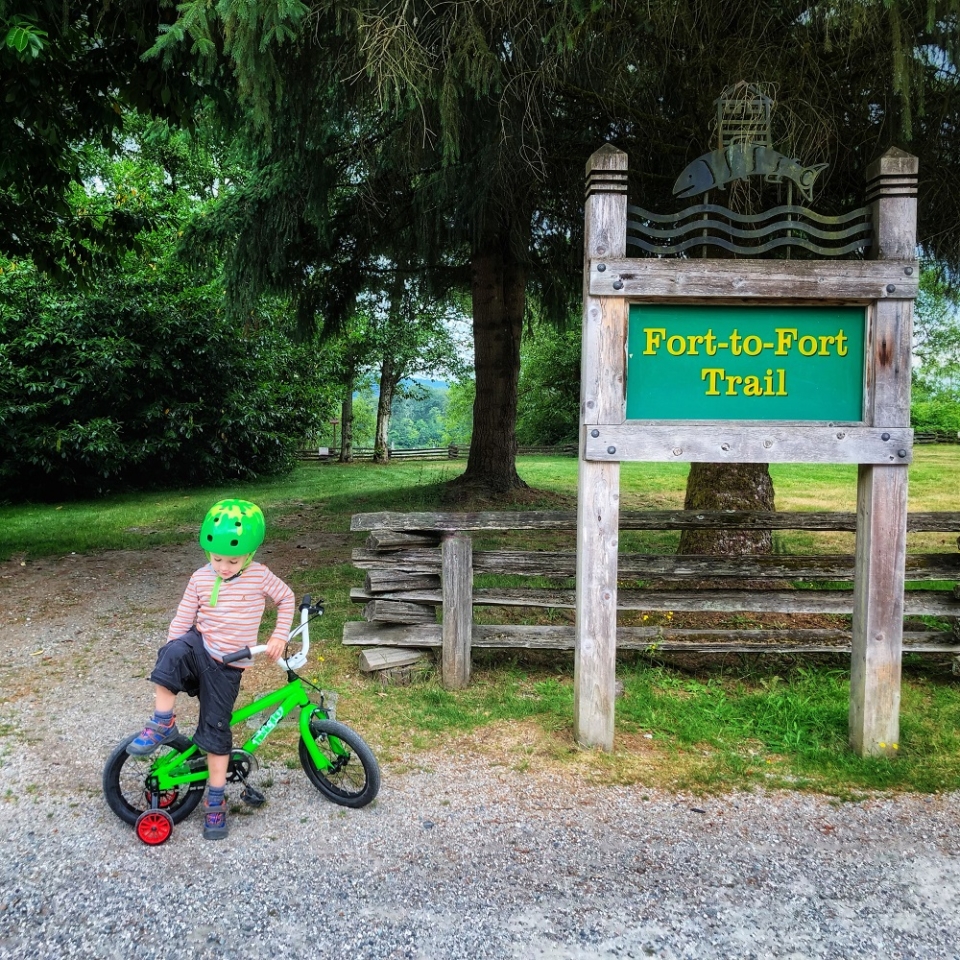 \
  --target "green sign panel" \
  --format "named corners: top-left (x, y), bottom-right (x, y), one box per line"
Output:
top-left (626, 304), bottom-right (865, 421)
